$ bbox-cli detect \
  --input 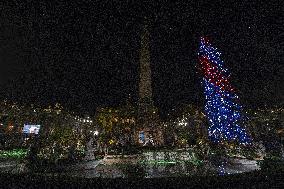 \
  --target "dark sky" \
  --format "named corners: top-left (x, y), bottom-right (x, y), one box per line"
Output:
top-left (0, 1), bottom-right (283, 116)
